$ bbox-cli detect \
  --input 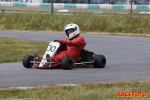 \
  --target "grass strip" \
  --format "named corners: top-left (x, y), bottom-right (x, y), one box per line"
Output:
top-left (0, 81), bottom-right (150, 100)
top-left (0, 37), bottom-right (47, 63)
top-left (0, 13), bottom-right (150, 34)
